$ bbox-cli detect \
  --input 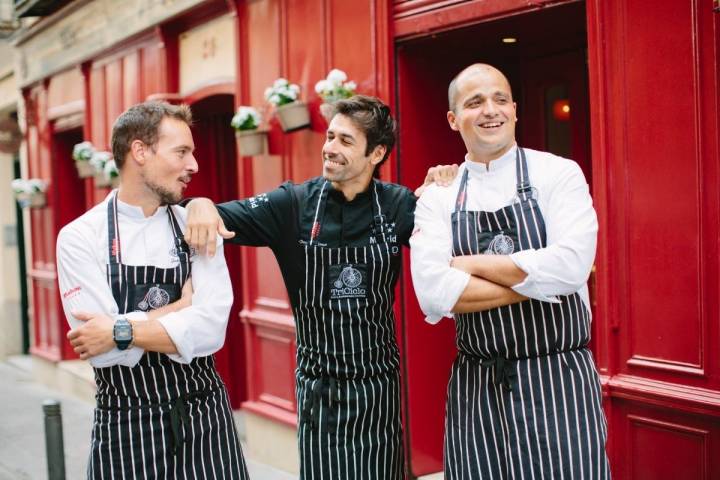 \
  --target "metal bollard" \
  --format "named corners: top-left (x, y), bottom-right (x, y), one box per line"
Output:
top-left (43, 399), bottom-right (66, 480)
